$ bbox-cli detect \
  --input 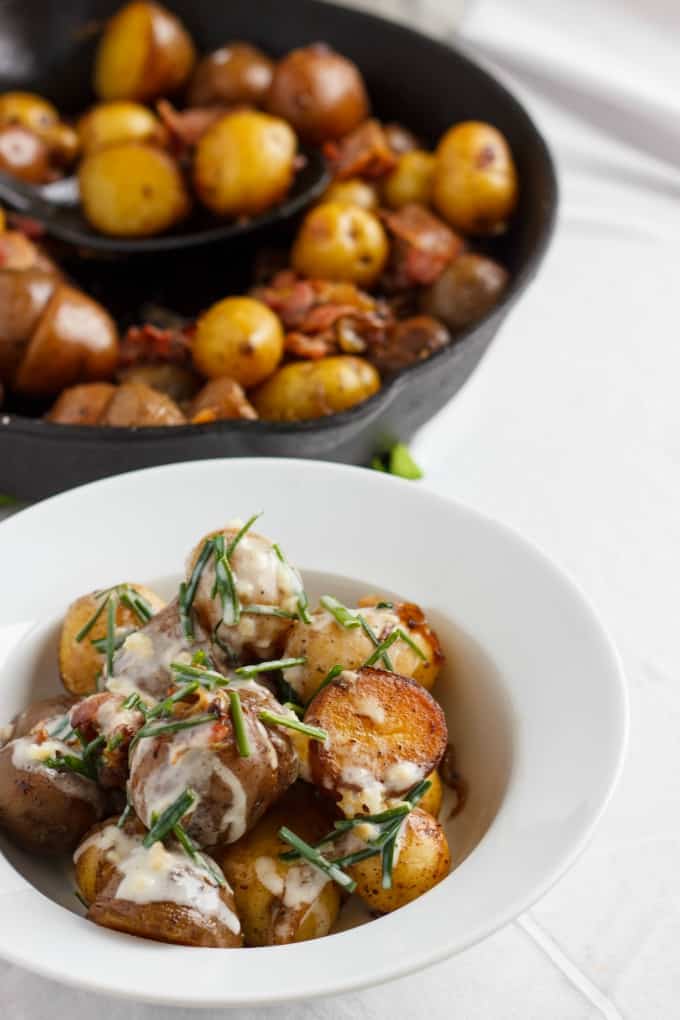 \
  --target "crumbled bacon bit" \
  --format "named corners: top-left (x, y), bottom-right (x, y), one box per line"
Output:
top-left (324, 119), bottom-right (398, 180)
top-left (156, 98), bottom-right (227, 151)
top-left (119, 323), bottom-right (192, 368)
top-left (381, 203), bottom-right (465, 288)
